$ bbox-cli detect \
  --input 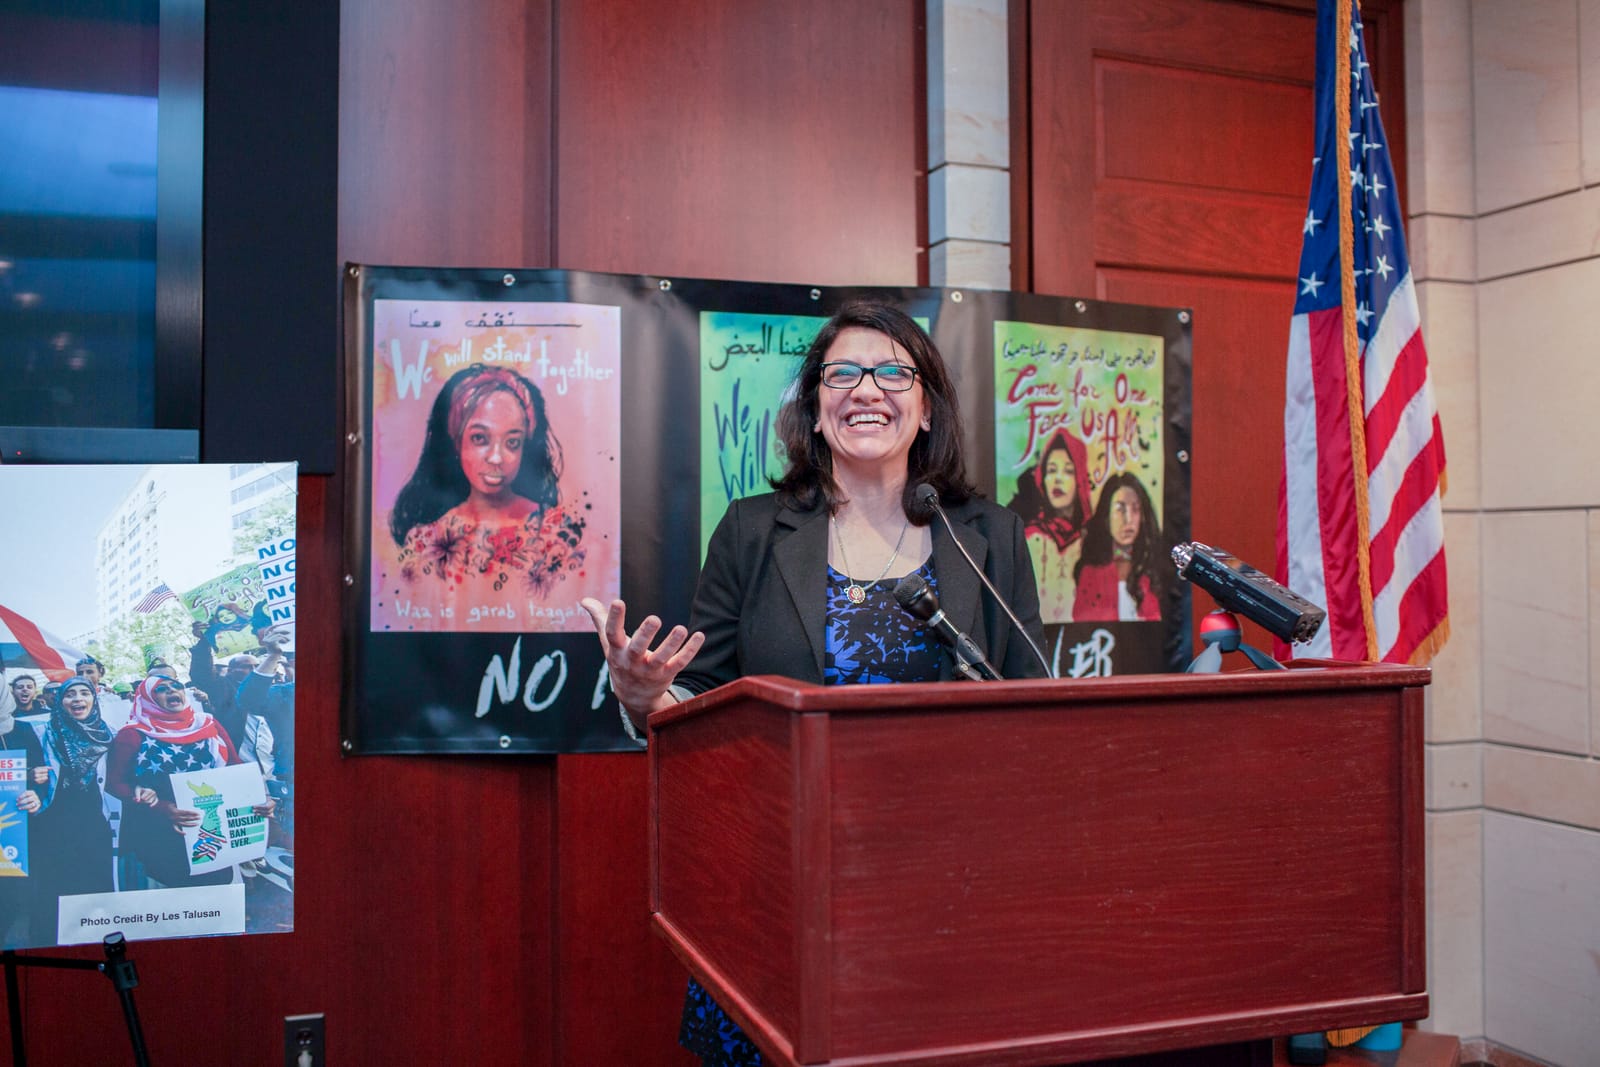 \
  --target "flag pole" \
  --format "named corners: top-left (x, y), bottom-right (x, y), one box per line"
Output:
top-left (1333, 0), bottom-right (1380, 660)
